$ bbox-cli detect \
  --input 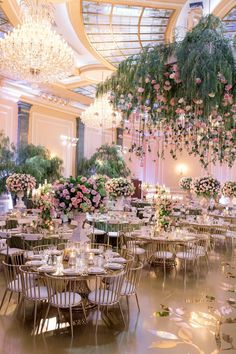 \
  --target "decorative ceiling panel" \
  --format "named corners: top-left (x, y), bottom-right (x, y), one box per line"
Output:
top-left (82, 1), bottom-right (174, 67)
top-left (223, 7), bottom-right (236, 40)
